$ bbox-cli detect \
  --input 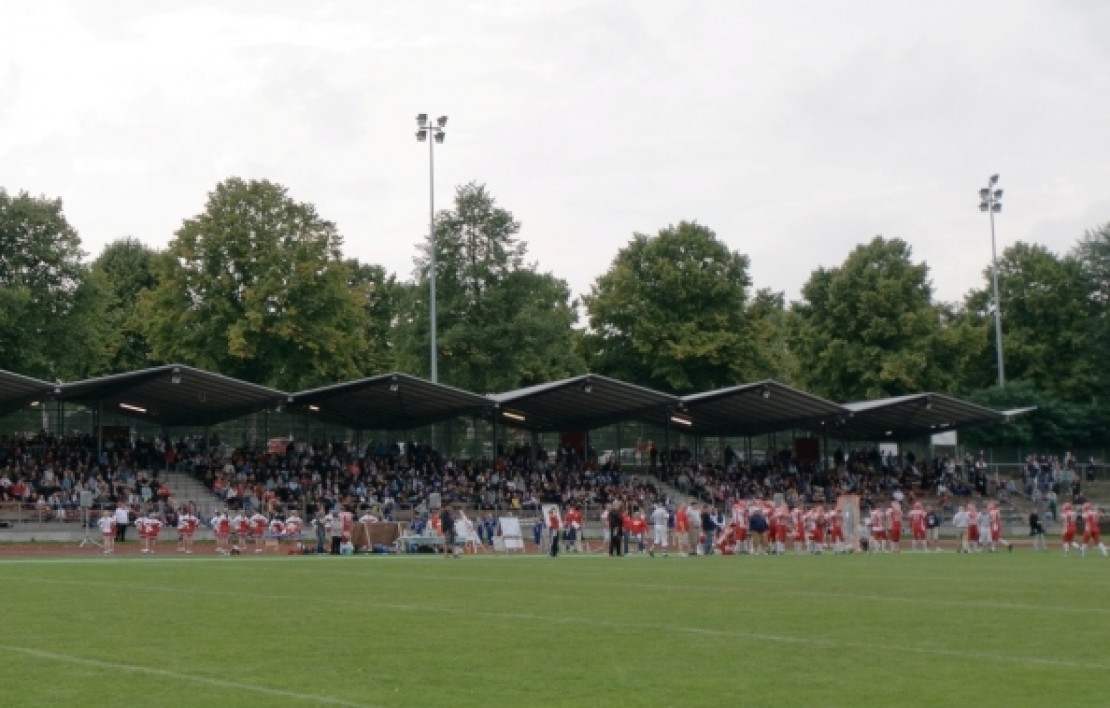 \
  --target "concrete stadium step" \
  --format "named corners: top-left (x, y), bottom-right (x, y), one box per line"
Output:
top-left (157, 469), bottom-right (221, 517)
